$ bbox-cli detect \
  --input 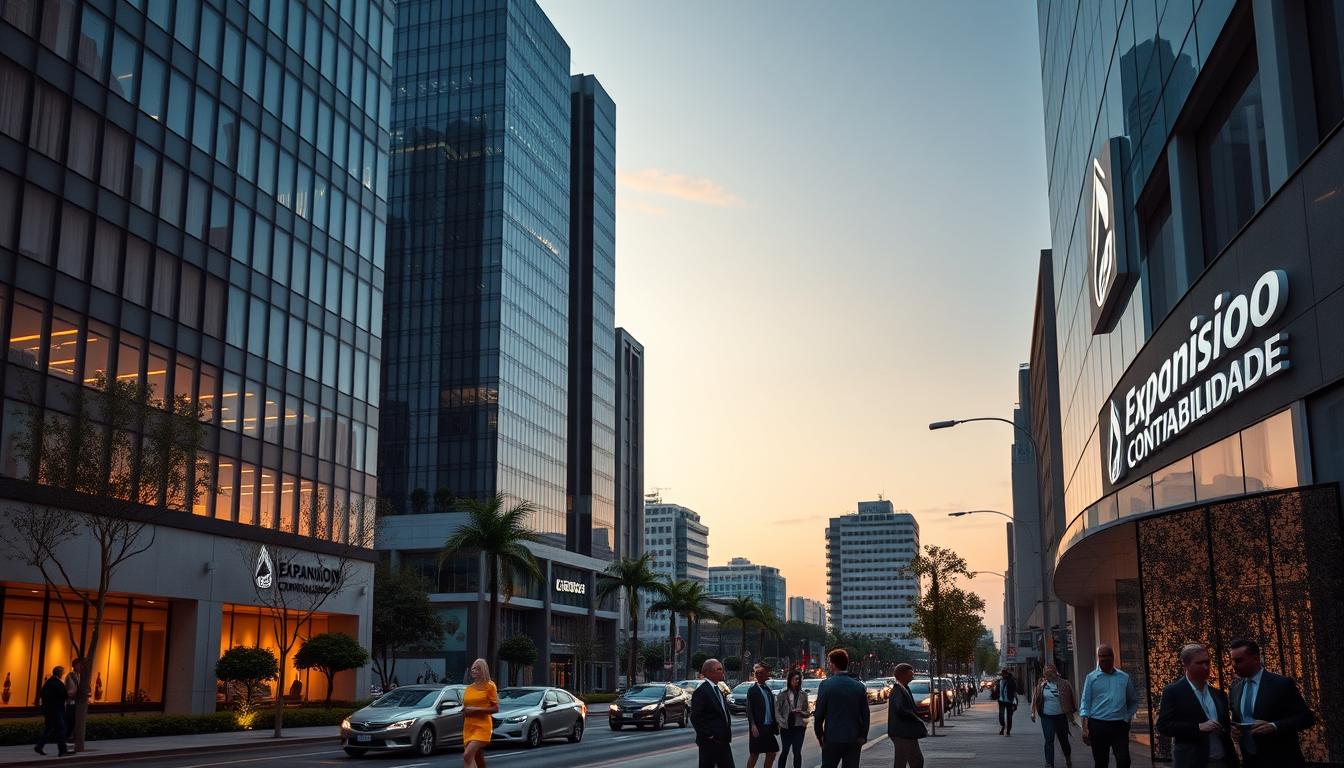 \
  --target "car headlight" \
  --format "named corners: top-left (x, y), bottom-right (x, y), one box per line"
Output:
top-left (341, 718), bottom-right (352, 730)
top-left (505, 714), bottom-right (528, 724)
top-left (920, 698), bottom-right (931, 706)
top-left (389, 718), bottom-right (417, 730)
top-left (640, 703), bottom-right (660, 711)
